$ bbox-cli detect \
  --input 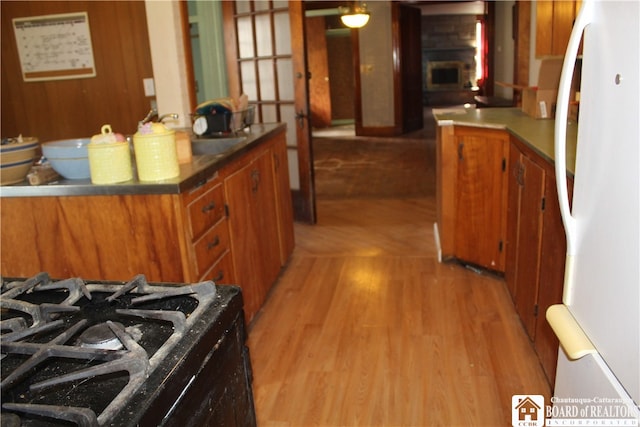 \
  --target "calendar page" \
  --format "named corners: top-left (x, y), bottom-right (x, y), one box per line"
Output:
top-left (12, 12), bottom-right (96, 82)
